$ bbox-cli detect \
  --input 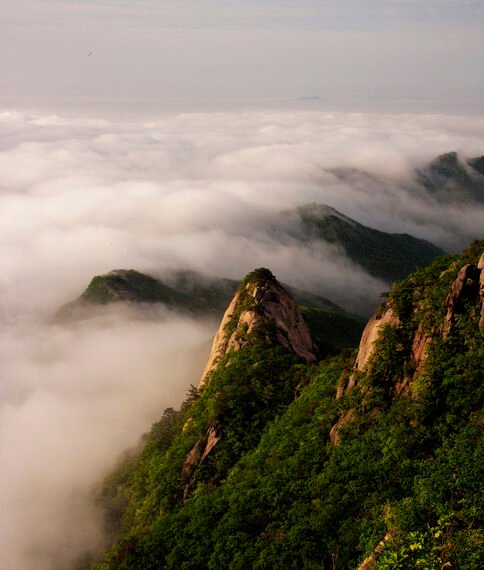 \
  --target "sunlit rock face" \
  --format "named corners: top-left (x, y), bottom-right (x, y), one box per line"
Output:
top-left (330, 247), bottom-right (484, 445)
top-left (199, 268), bottom-right (318, 388)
